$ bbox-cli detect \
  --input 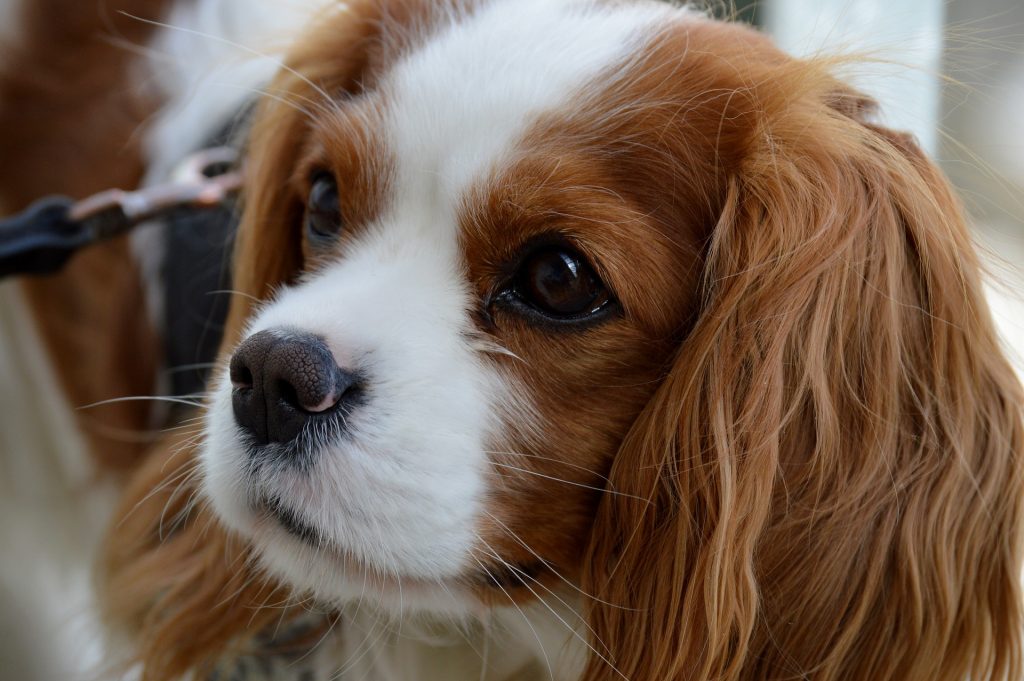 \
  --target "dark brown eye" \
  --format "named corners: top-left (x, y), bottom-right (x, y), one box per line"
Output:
top-left (305, 173), bottom-right (342, 243)
top-left (509, 247), bottom-right (611, 320)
